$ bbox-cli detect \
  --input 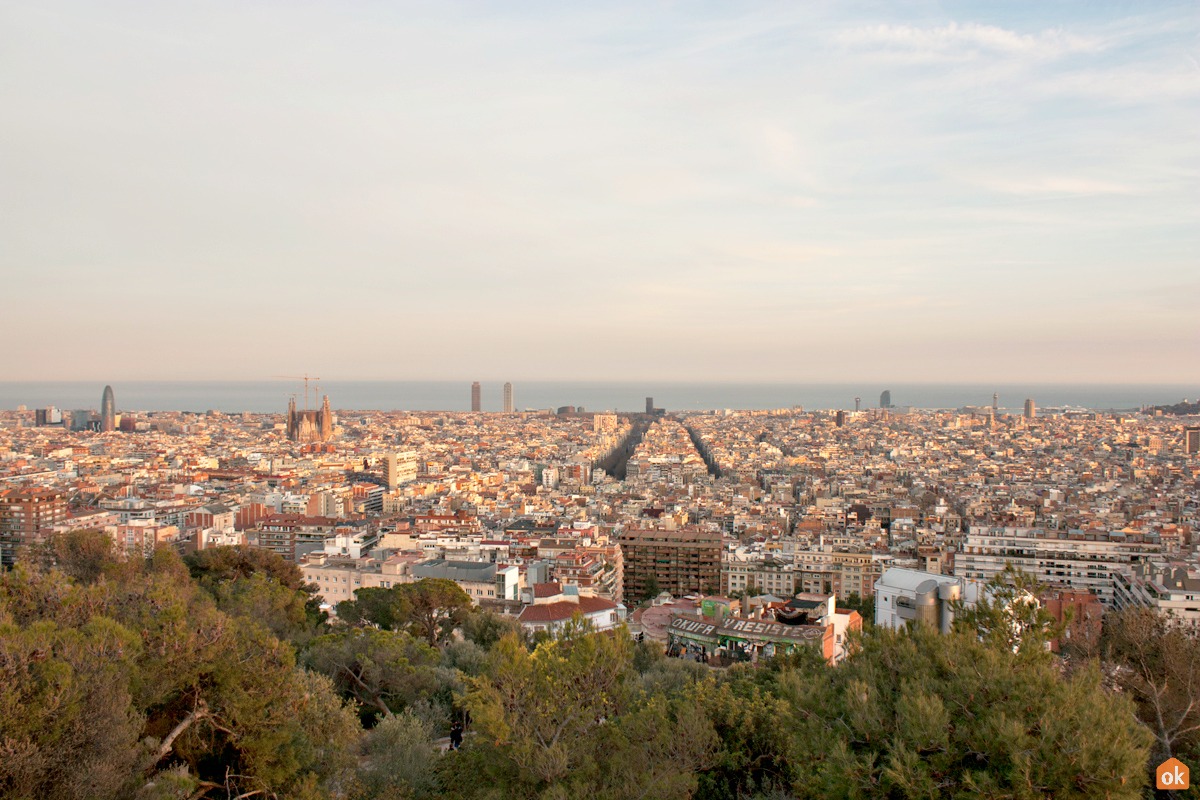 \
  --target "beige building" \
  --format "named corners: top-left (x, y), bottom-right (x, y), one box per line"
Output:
top-left (301, 553), bottom-right (421, 607)
top-left (383, 450), bottom-right (419, 488)
top-left (301, 554), bottom-right (522, 609)
top-left (115, 521), bottom-right (180, 559)
top-left (722, 557), bottom-right (798, 597)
